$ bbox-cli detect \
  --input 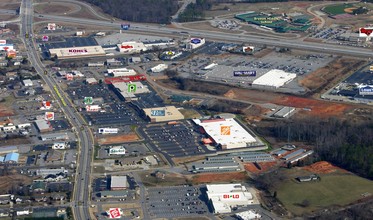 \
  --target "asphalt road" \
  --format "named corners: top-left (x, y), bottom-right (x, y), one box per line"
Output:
top-left (33, 13), bottom-right (373, 58)
top-left (20, 1), bottom-right (93, 220)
